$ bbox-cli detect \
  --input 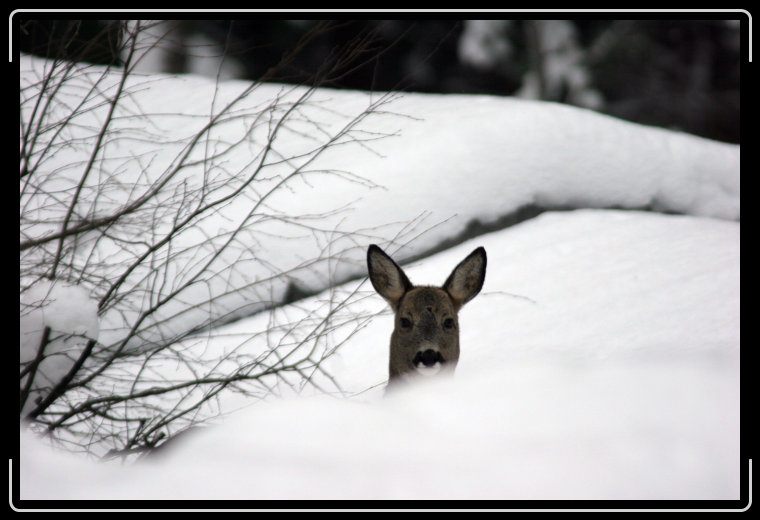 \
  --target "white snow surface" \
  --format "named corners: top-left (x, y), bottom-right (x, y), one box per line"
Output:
top-left (19, 210), bottom-right (740, 501)
top-left (19, 280), bottom-right (100, 416)
top-left (18, 56), bottom-right (740, 503)
top-left (19, 54), bottom-right (739, 352)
